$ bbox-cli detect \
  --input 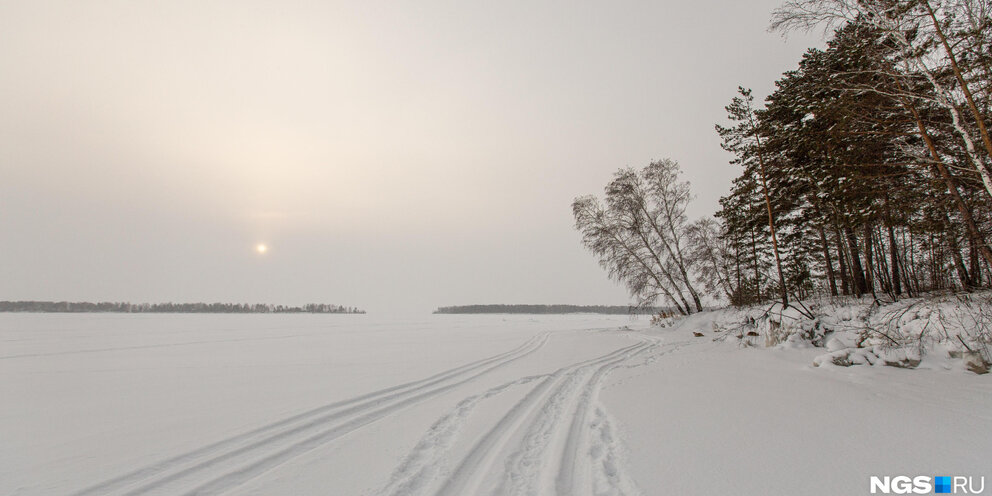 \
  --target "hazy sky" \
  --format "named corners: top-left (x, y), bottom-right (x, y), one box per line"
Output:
top-left (1, 1), bottom-right (821, 314)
